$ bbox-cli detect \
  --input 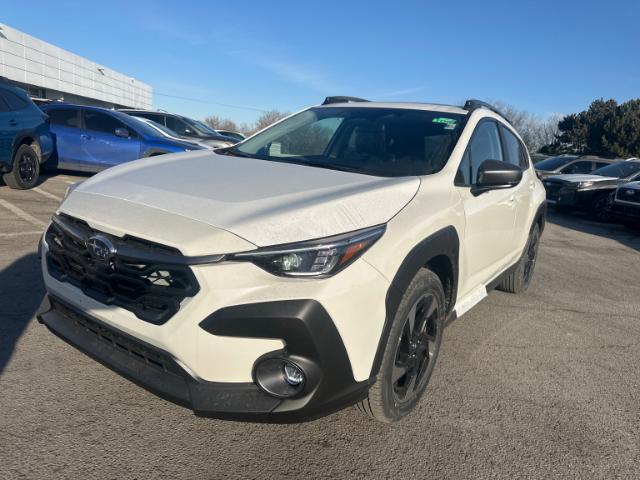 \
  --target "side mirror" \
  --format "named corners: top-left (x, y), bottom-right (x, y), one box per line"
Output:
top-left (472, 160), bottom-right (523, 196)
top-left (115, 127), bottom-right (130, 138)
